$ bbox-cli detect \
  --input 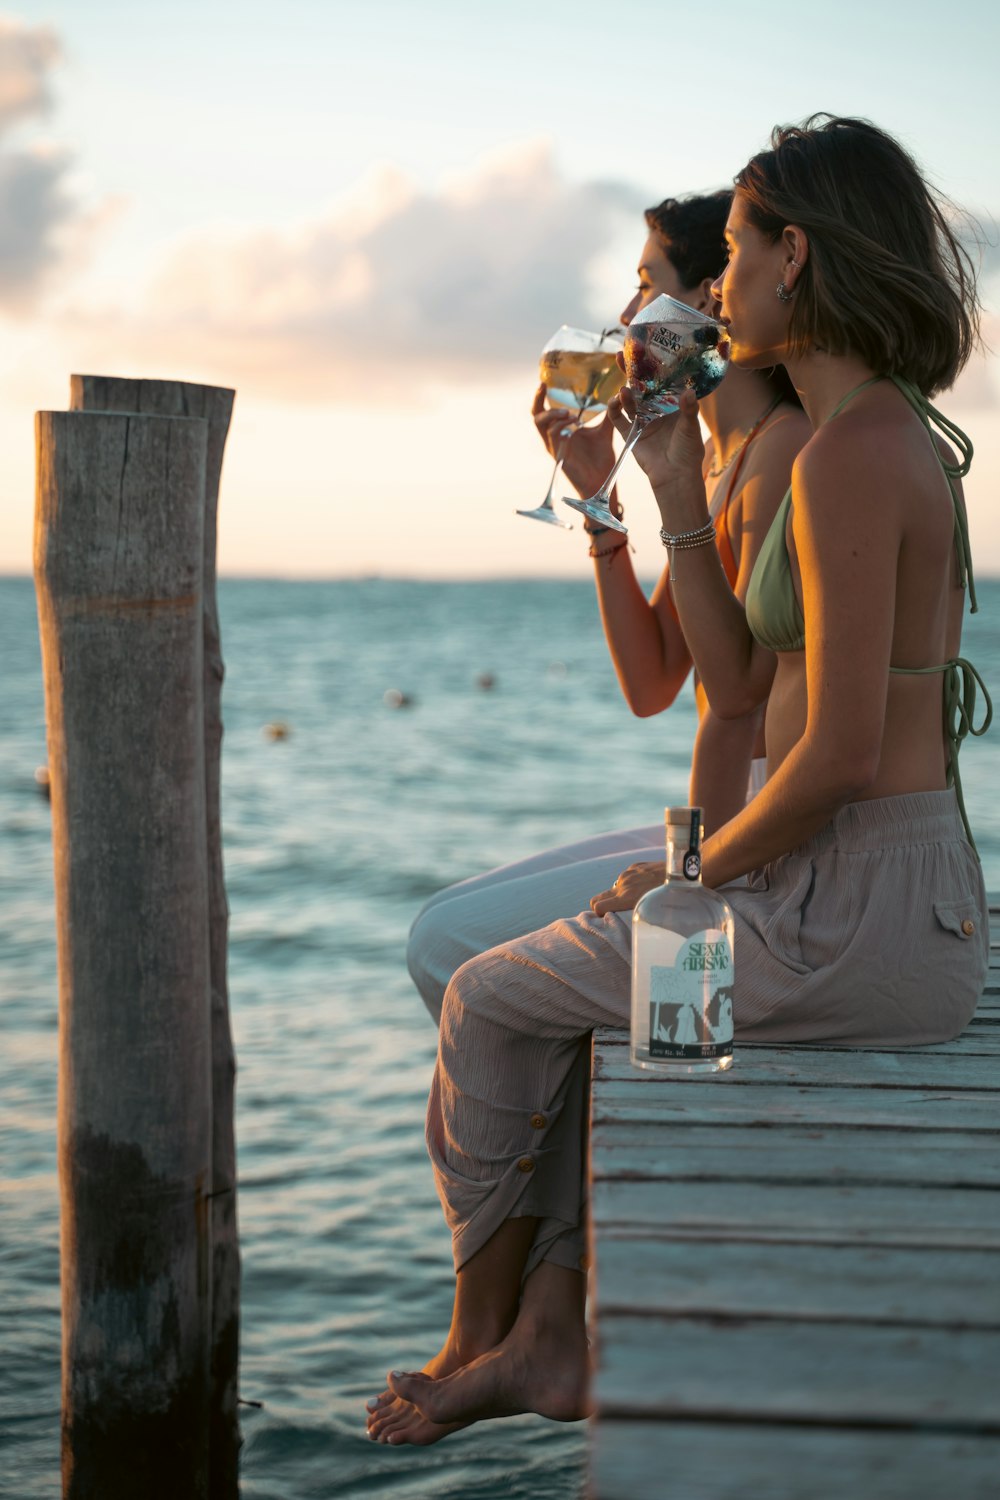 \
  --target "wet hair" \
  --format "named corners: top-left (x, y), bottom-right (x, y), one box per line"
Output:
top-left (646, 189), bottom-right (800, 406)
top-left (645, 189), bottom-right (732, 290)
top-left (735, 114), bottom-right (981, 395)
